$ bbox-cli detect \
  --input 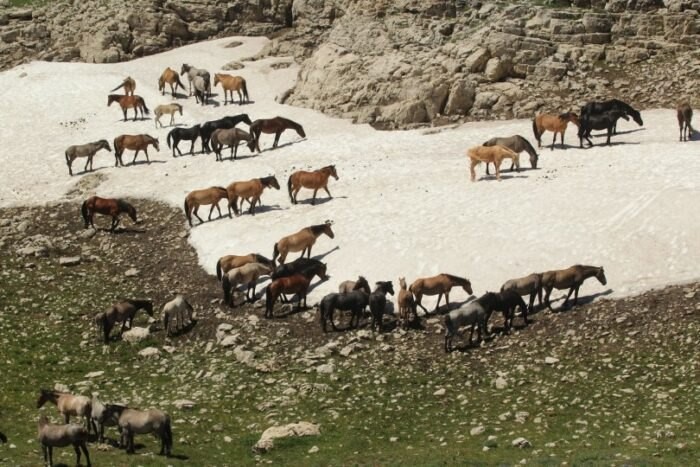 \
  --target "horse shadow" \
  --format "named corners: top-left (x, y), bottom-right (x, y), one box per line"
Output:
top-left (118, 117), bottom-right (151, 123)
top-left (594, 128), bottom-right (645, 137)
top-left (581, 141), bottom-right (640, 149)
top-left (258, 139), bottom-right (307, 153)
top-left (129, 160), bottom-right (167, 166)
top-left (106, 226), bottom-right (146, 235)
top-left (310, 246), bottom-right (340, 263)
top-left (170, 92), bottom-right (188, 99)
top-left (478, 174), bottom-right (528, 182)
top-left (549, 288), bottom-right (614, 312)
top-left (222, 100), bottom-right (257, 106)
top-left (297, 196), bottom-right (348, 206)
top-left (191, 213), bottom-right (232, 227)
top-left (236, 204), bottom-right (284, 215)
top-left (427, 296), bottom-right (476, 317)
